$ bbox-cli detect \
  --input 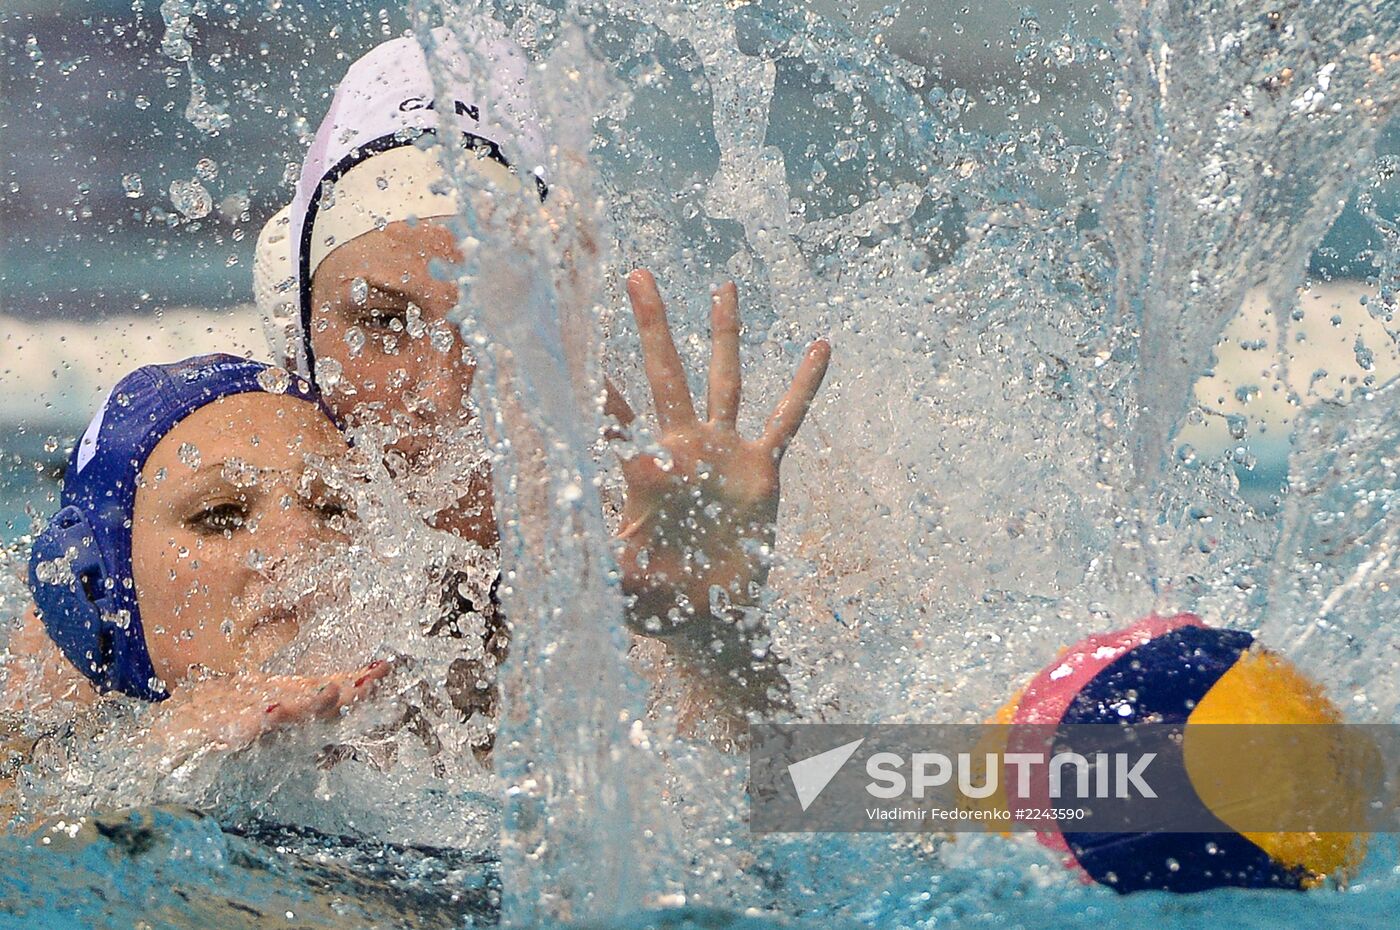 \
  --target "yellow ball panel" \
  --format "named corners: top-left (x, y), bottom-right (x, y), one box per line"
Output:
top-left (959, 687), bottom-right (1027, 831)
top-left (1184, 648), bottom-right (1373, 882)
